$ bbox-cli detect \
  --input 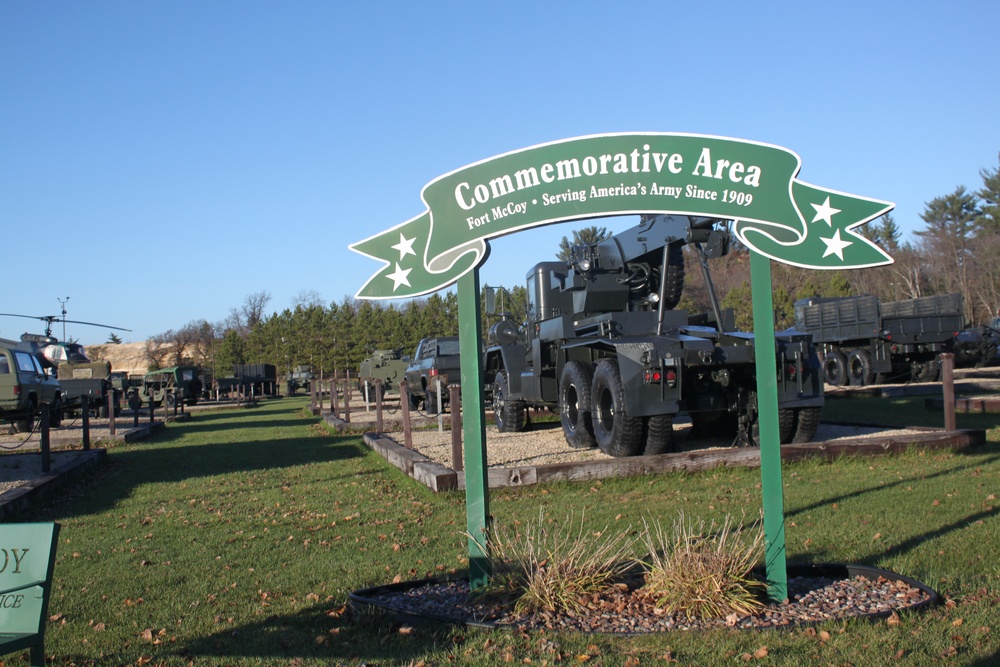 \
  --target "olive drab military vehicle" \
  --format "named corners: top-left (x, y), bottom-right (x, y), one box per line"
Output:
top-left (133, 366), bottom-right (204, 408)
top-left (794, 293), bottom-right (965, 385)
top-left (483, 214), bottom-right (825, 458)
top-left (286, 365), bottom-right (314, 396)
top-left (0, 337), bottom-right (63, 432)
top-left (357, 349), bottom-right (410, 402)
